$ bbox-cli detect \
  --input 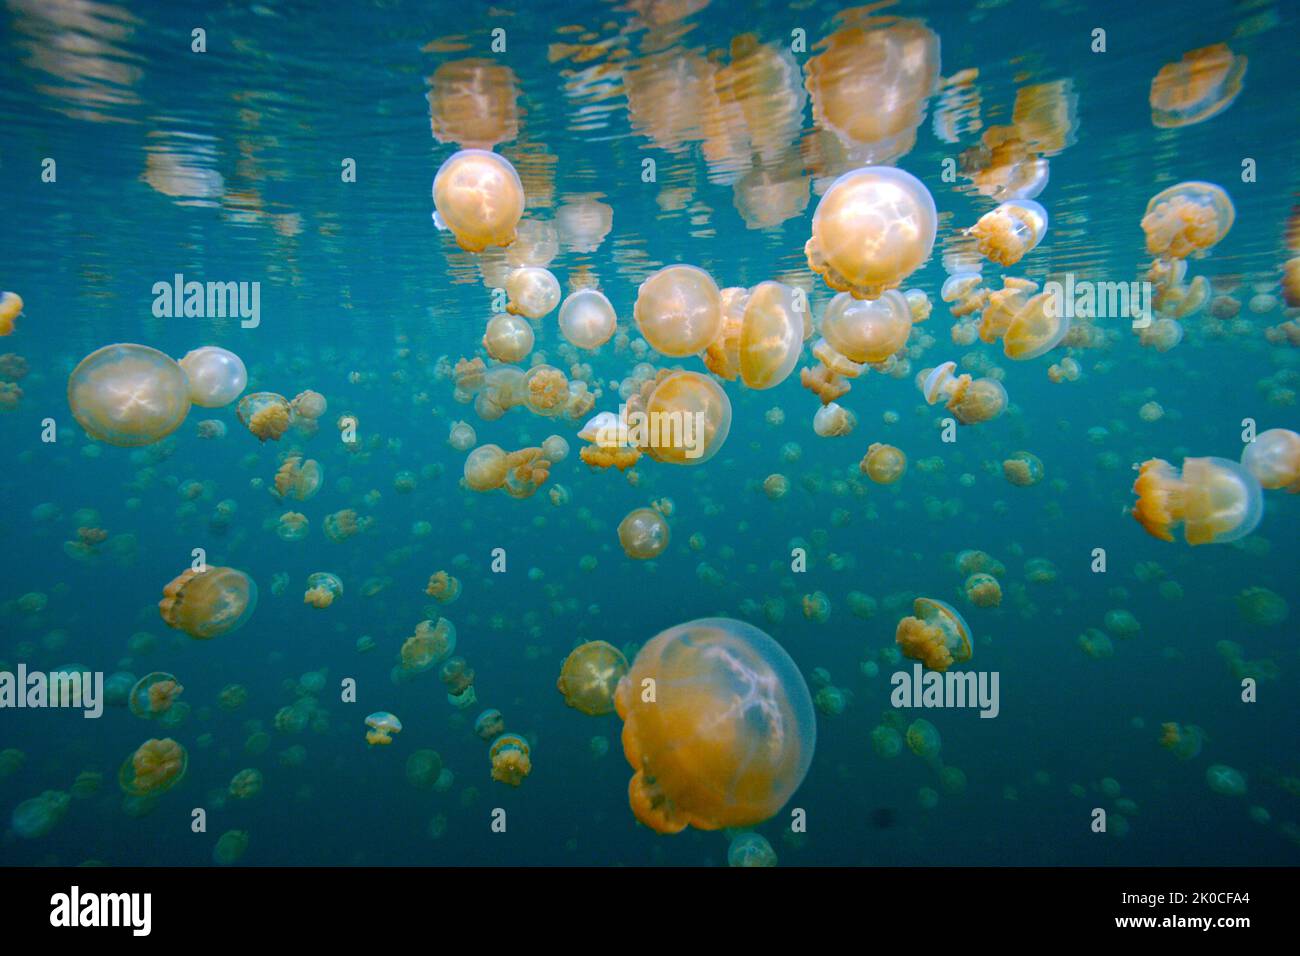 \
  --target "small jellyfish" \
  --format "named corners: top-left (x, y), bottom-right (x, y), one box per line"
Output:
top-left (1159, 722), bottom-right (1205, 760)
top-left (464, 443), bottom-right (510, 491)
top-left (1140, 182), bottom-right (1235, 259)
top-left (896, 598), bottom-right (973, 672)
top-left (1205, 764), bottom-right (1247, 797)
top-left (738, 281), bottom-right (805, 390)
top-left (905, 719), bottom-right (942, 760)
top-left (68, 344), bottom-right (192, 446)
top-left (1132, 456), bottom-right (1263, 545)
top-left (448, 419), bottom-right (477, 451)
top-left (483, 313), bottom-right (535, 363)
top-left (489, 733), bottom-right (532, 786)
top-left (505, 266), bottom-right (561, 319)
top-left (158, 566), bottom-right (257, 638)
top-left (228, 768), bottom-right (264, 800)
top-left (633, 264), bottom-right (724, 358)
top-left (178, 346), bottom-right (247, 408)
top-left (236, 392), bottom-right (292, 442)
top-left (970, 200), bottom-right (1049, 267)
top-left (119, 738), bottom-right (188, 795)
top-left (1236, 587), bottom-right (1288, 628)
top-left (641, 370), bottom-right (732, 466)
top-left (0, 291), bottom-right (23, 335)
top-left (11, 790), bottom-right (71, 838)
top-left (431, 148), bottom-right (525, 252)
top-left (860, 442), bottom-right (906, 484)
top-left (128, 672), bottom-right (183, 718)
top-left (474, 710), bottom-right (506, 741)
top-left (1003, 291), bottom-right (1070, 360)
top-left (213, 830), bottom-right (250, 865)
top-left (871, 725), bottom-right (903, 758)
top-left (1003, 451), bottom-right (1045, 487)
top-left (406, 749), bottom-right (444, 789)
top-left (1149, 44), bottom-right (1246, 128)
top-left (365, 711), bottom-right (402, 746)
top-left (276, 512), bottom-right (309, 541)
top-left (425, 571), bottom-right (462, 604)
top-left (303, 572), bottom-right (343, 608)
top-left (558, 288), bottom-right (617, 350)
top-left (963, 573), bottom-right (1002, 608)
top-left (805, 166), bottom-right (937, 300)
top-left (614, 617), bottom-right (816, 833)
top-left (1240, 428), bottom-right (1300, 491)
top-left (617, 507), bottom-right (670, 560)
top-left (728, 832), bottom-right (778, 867)
top-left (557, 640), bottom-right (629, 717)
top-left (813, 403), bottom-right (856, 438)
top-left (820, 290), bottom-right (913, 364)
